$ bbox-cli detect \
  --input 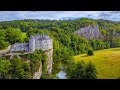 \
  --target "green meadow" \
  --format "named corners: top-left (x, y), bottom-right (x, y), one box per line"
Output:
top-left (74, 48), bottom-right (120, 79)
top-left (21, 32), bottom-right (27, 39)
